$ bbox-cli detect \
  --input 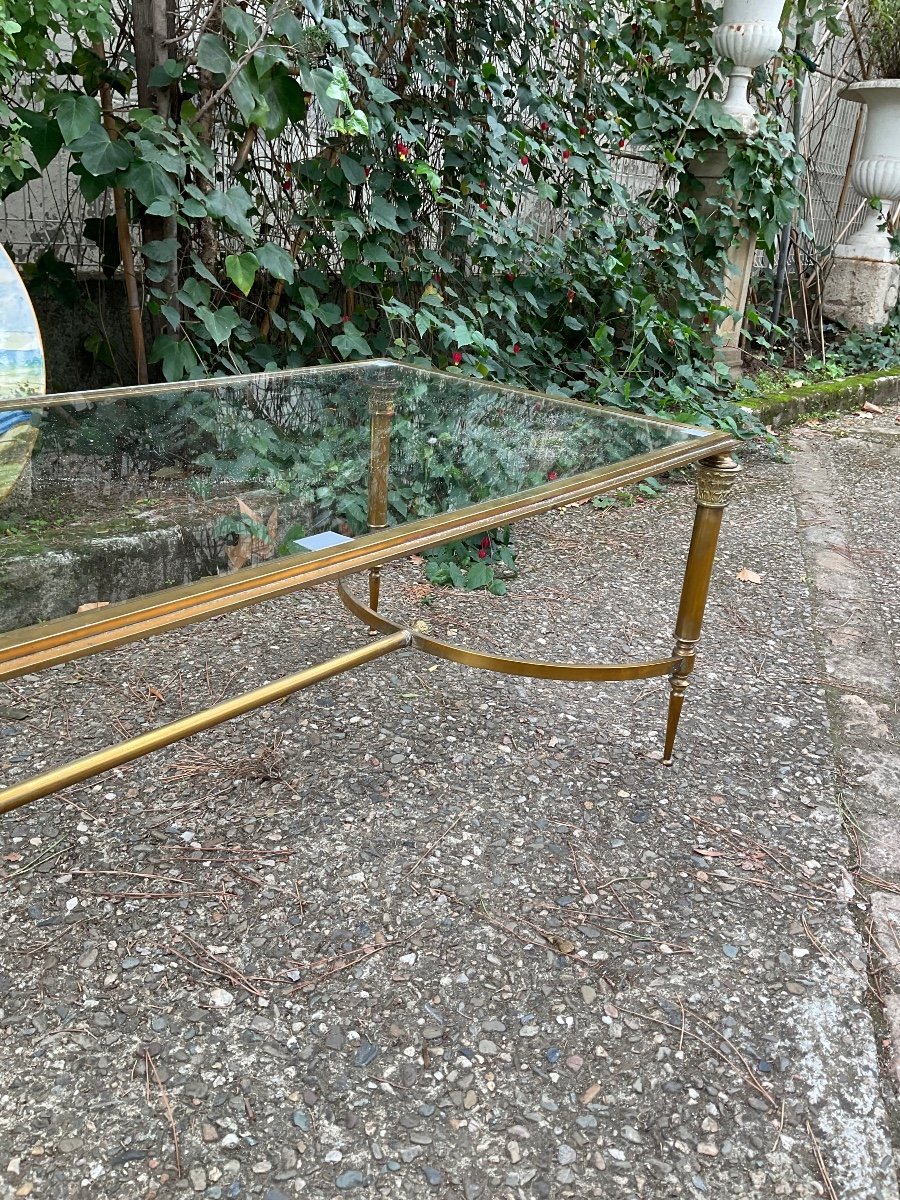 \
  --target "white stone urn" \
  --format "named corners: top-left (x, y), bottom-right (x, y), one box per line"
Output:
top-left (822, 80), bottom-right (900, 329)
top-left (713, 0), bottom-right (786, 130)
top-left (842, 81), bottom-right (900, 253)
